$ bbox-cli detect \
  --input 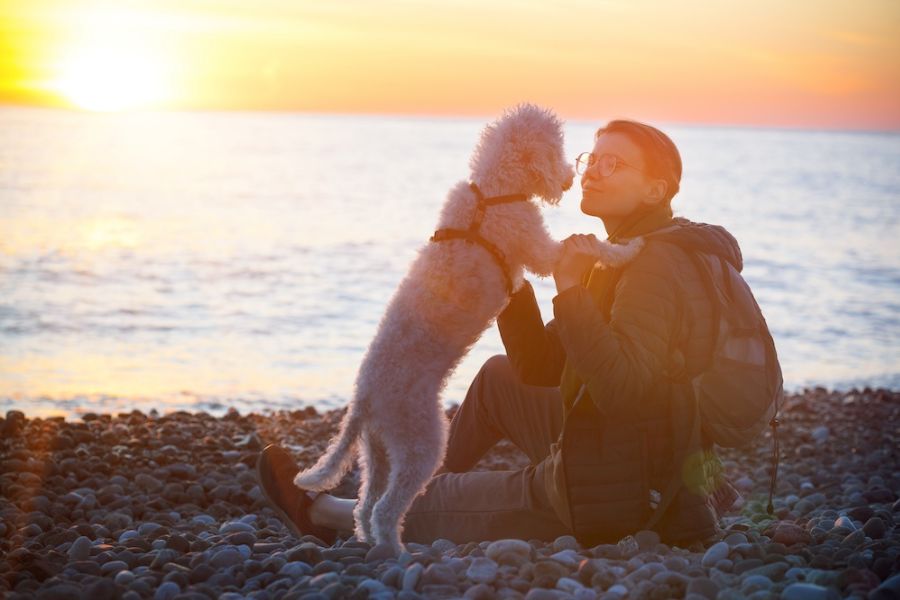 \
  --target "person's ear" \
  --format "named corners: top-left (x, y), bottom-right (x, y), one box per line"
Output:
top-left (644, 179), bottom-right (668, 205)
